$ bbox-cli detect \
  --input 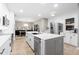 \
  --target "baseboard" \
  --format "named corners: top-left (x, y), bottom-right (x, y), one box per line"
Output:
top-left (64, 43), bottom-right (77, 47)
top-left (75, 47), bottom-right (79, 50)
